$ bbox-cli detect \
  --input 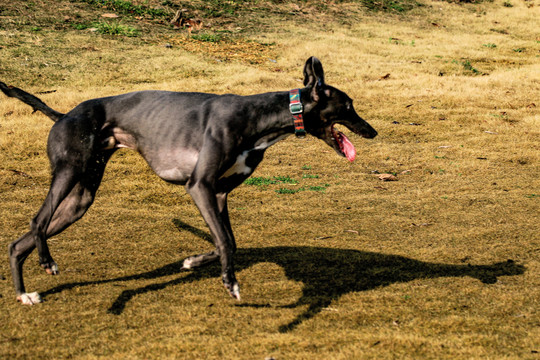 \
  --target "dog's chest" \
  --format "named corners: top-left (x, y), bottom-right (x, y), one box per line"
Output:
top-left (220, 150), bottom-right (259, 179)
top-left (220, 134), bottom-right (289, 180)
